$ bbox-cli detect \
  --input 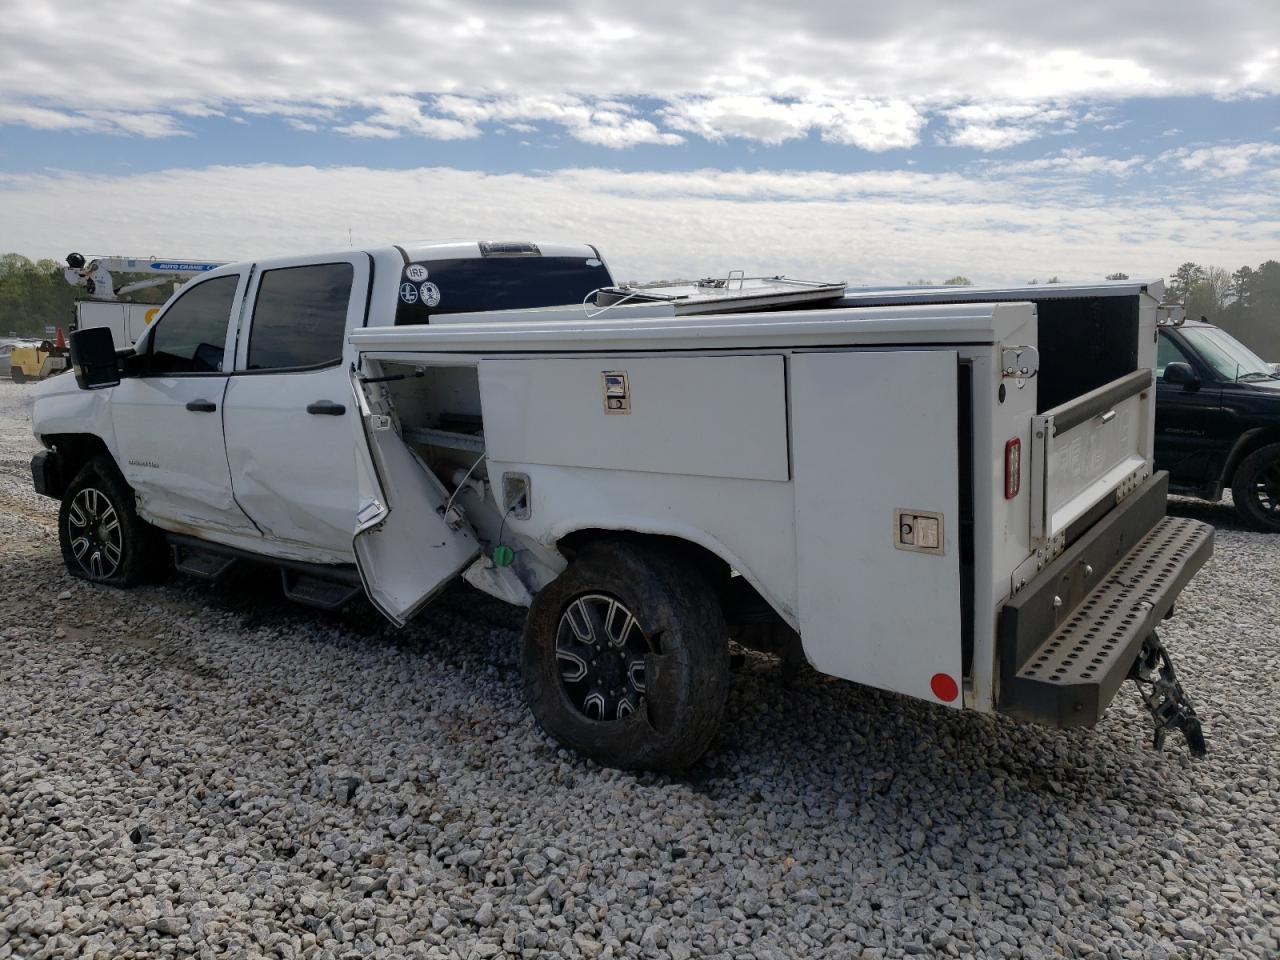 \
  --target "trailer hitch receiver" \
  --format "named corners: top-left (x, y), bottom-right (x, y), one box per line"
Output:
top-left (1128, 632), bottom-right (1206, 758)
